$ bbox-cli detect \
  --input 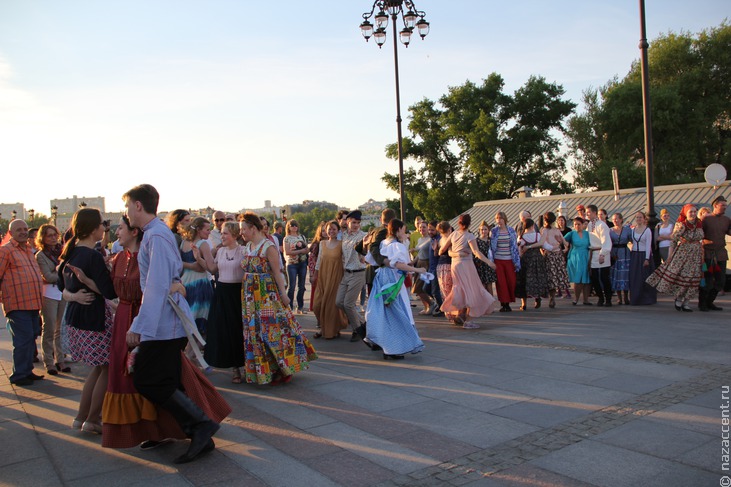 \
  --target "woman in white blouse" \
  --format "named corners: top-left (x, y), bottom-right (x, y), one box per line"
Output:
top-left (655, 209), bottom-right (673, 263)
top-left (628, 212), bottom-right (657, 305)
top-left (200, 222), bottom-right (246, 383)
